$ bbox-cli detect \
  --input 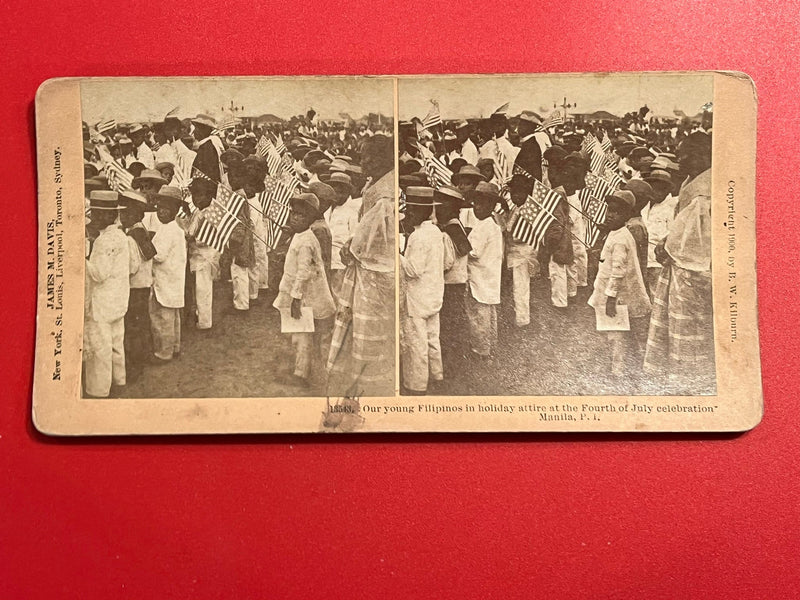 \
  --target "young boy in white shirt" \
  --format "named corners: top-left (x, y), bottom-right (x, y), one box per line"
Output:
top-left (185, 178), bottom-right (221, 330)
top-left (588, 190), bottom-right (651, 376)
top-left (325, 172), bottom-right (361, 296)
top-left (400, 186), bottom-right (452, 394)
top-left (465, 182), bottom-right (503, 358)
top-left (149, 186), bottom-right (187, 362)
top-left (273, 193), bottom-right (336, 388)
